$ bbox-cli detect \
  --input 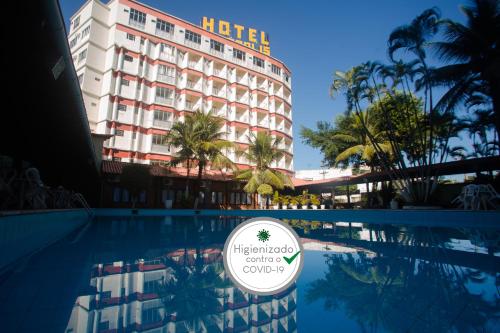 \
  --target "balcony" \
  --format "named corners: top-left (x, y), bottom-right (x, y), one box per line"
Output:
top-left (185, 40), bottom-right (201, 49)
top-left (188, 61), bottom-right (199, 69)
top-left (155, 28), bottom-right (173, 40)
top-left (155, 96), bottom-right (174, 106)
top-left (212, 86), bottom-right (226, 97)
top-left (151, 144), bottom-right (171, 154)
top-left (129, 19), bottom-right (145, 30)
top-left (185, 101), bottom-right (199, 111)
top-left (186, 81), bottom-right (201, 91)
top-left (213, 68), bottom-right (226, 79)
top-left (153, 119), bottom-right (172, 130)
top-left (236, 95), bottom-right (248, 104)
top-left (159, 52), bottom-right (175, 63)
top-left (157, 74), bottom-right (175, 84)
top-left (209, 48), bottom-right (224, 57)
